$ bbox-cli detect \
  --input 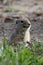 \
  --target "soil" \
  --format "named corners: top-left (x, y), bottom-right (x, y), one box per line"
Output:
top-left (0, 0), bottom-right (43, 42)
